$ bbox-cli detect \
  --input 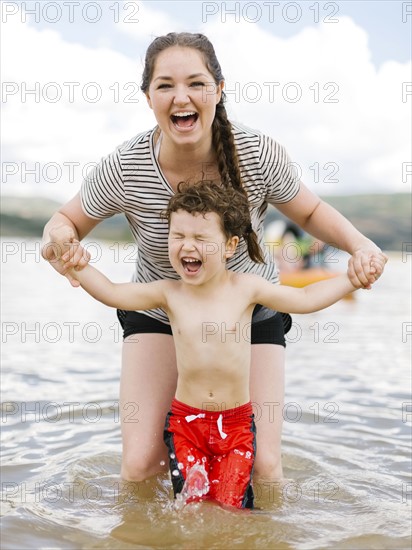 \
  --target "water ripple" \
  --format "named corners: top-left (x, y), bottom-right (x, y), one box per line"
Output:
top-left (1, 243), bottom-right (411, 549)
